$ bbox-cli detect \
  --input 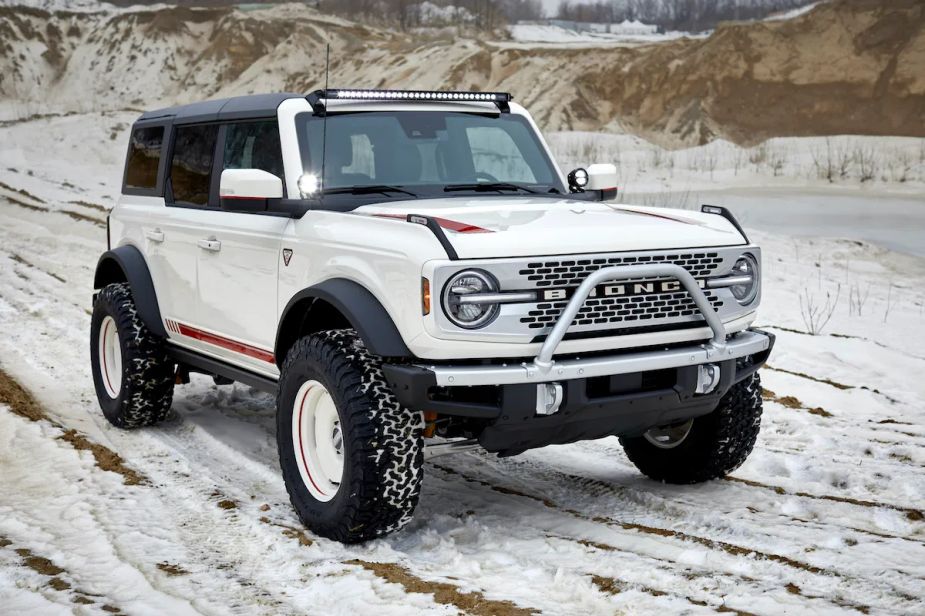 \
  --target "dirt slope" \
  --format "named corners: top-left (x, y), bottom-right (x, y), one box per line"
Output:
top-left (0, 0), bottom-right (922, 146)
